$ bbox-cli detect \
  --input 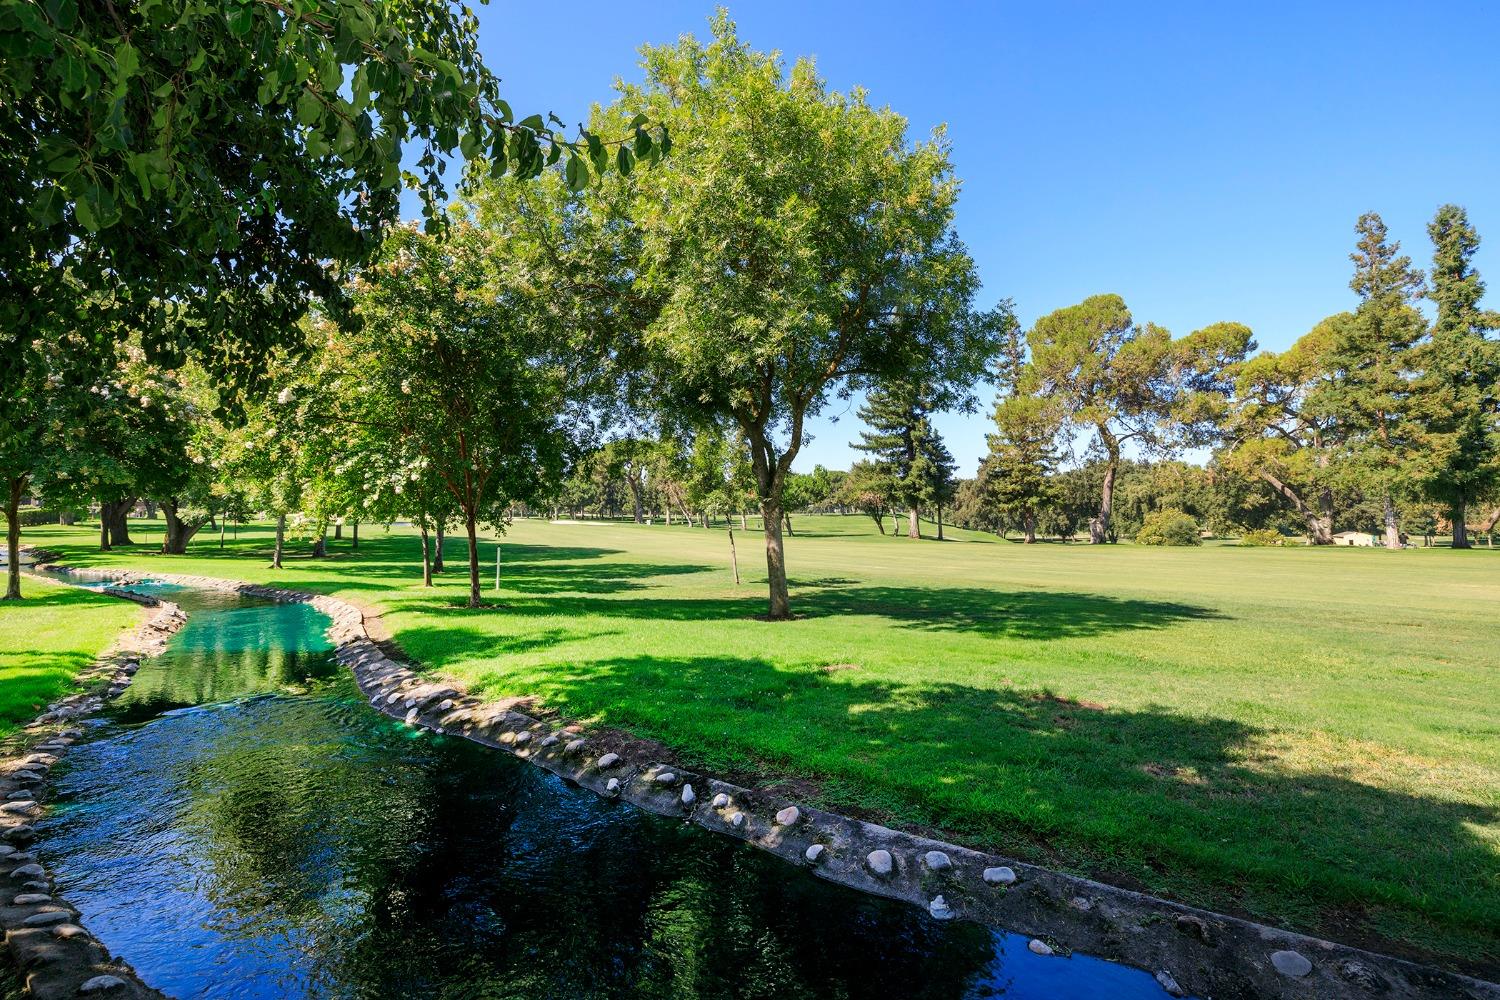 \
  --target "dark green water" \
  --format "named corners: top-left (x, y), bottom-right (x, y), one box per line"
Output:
top-left (38, 583), bottom-right (1180, 999)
